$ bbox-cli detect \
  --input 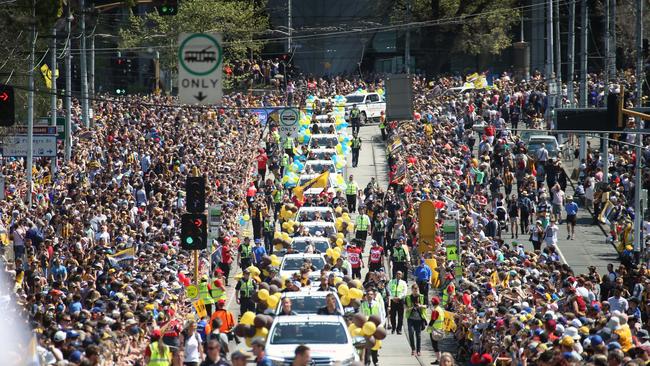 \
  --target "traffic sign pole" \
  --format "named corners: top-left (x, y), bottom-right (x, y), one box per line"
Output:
top-left (51, 27), bottom-right (58, 176)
